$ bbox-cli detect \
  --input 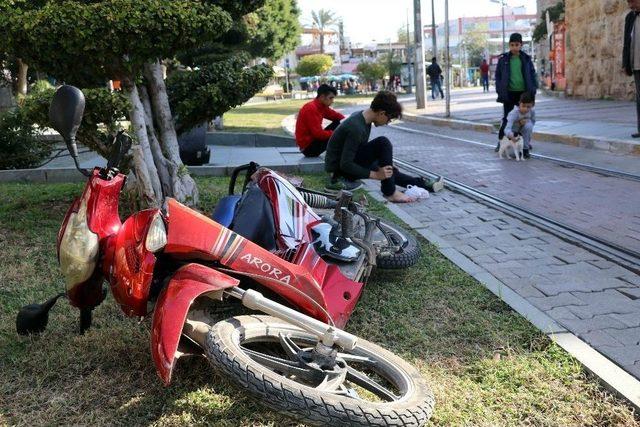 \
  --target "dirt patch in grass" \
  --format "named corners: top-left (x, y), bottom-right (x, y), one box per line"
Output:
top-left (0, 177), bottom-right (638, 426)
